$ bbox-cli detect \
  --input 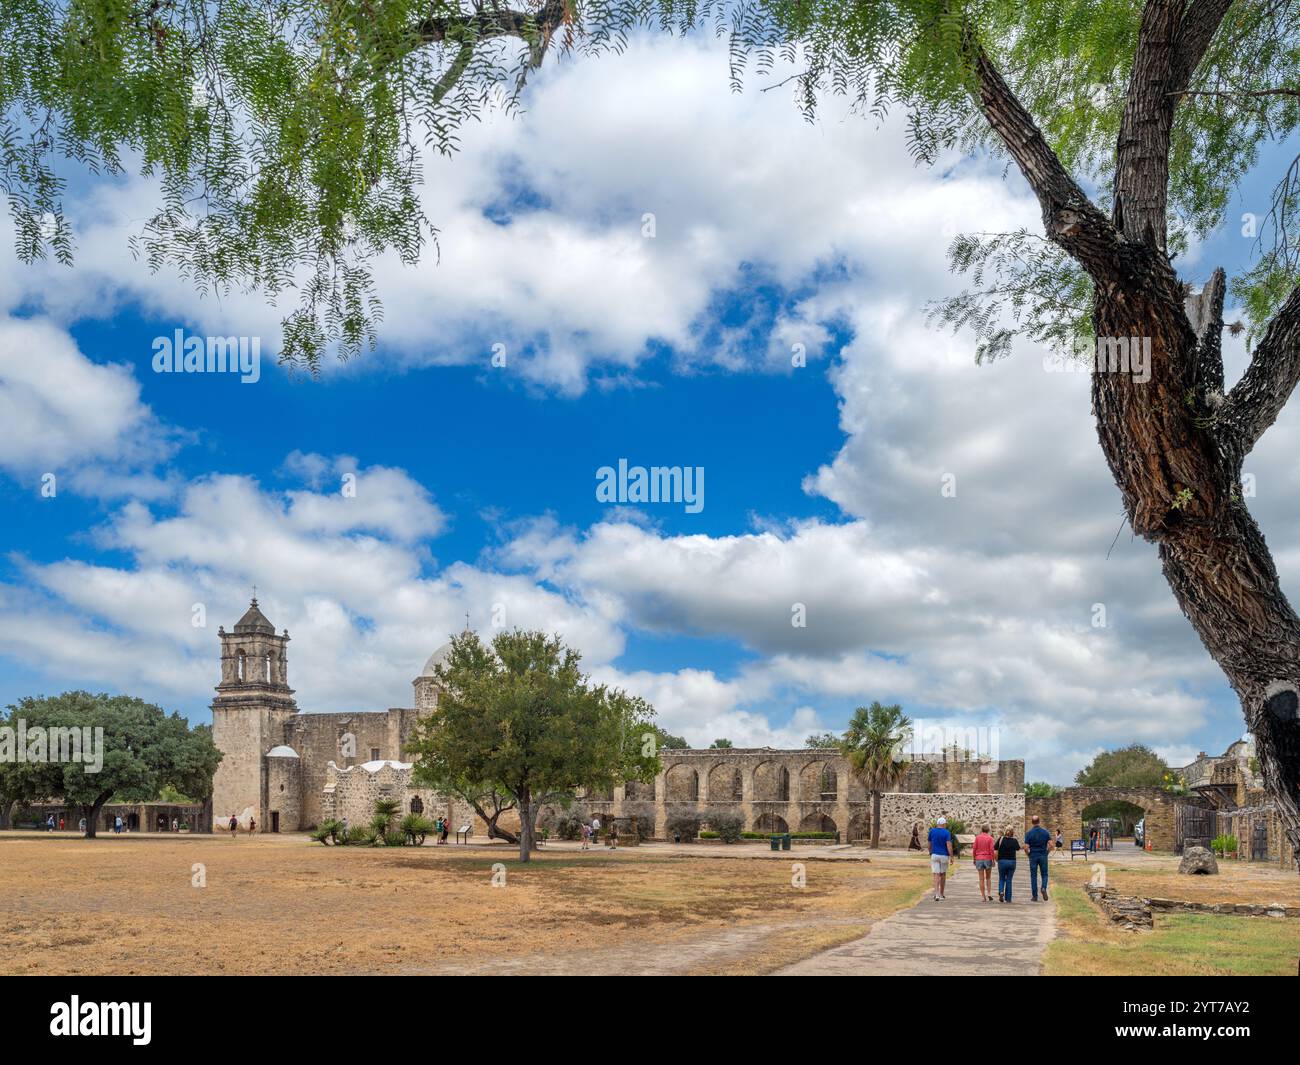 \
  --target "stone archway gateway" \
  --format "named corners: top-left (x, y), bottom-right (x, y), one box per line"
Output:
top-left (1025, 787), bottom-right (1176, 851)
